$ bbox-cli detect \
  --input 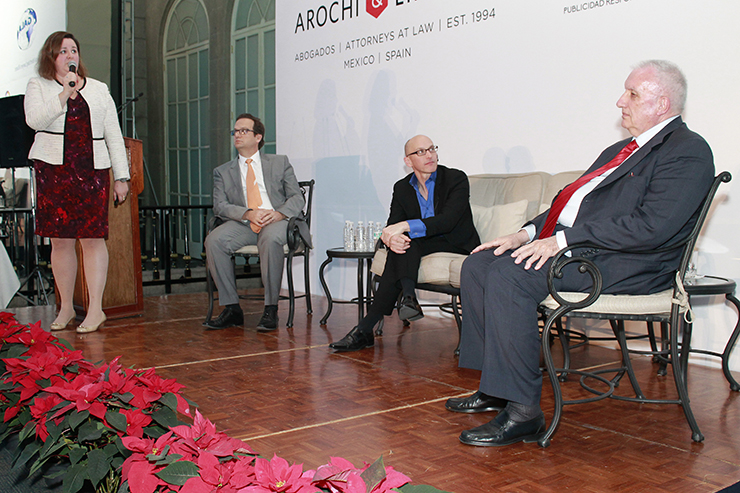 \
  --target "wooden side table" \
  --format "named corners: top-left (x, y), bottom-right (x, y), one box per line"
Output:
top-left (319, 247), bottom-right (375, 325)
